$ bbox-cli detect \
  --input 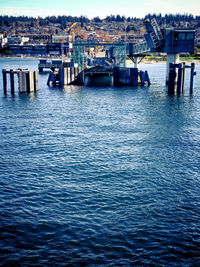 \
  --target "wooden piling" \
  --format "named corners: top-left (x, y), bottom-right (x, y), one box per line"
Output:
top-left (113, 67), bottom-right (120, 86)
top-left (18, 71), bottom-right (27, 93)
top-left (78, 70), bottom-right (85, 85)
top-left (139, 71), bottom-right (145, 86)
top-left (145, 71), bottom-right (151, 86)
top-left (181, 62), bottom-right (185, 93)
top-left (53, 73), bottom-right (57, 86)
top-left (34, 71), bottom-right (38, 91)
top-left (59, 68), bottom-right (64, 87)
top-left (3, 71), bottom-right (7, 94)
top-left (177, 63), bottom-right (183, 94)
top-left (67, 68), bottom-right (71, 85)
top-left (10, 70), bottom-right (15, 95)
top-left (75, 67), bottom-right (79, 77)
top-left (190, 63), bottom-right (195, 94)
top-left (26, 72), bottom-right (30, 93)
top-left (70, 67), bottom-right (74, 83)
top-left (47, 71), bottom-right (53, 86)
top-left (130, 68), bottom-right (138, 86)
top-left (27, 71), bottom-right (35, 93)
top-left (168, 63), bottom-right (176, 94)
